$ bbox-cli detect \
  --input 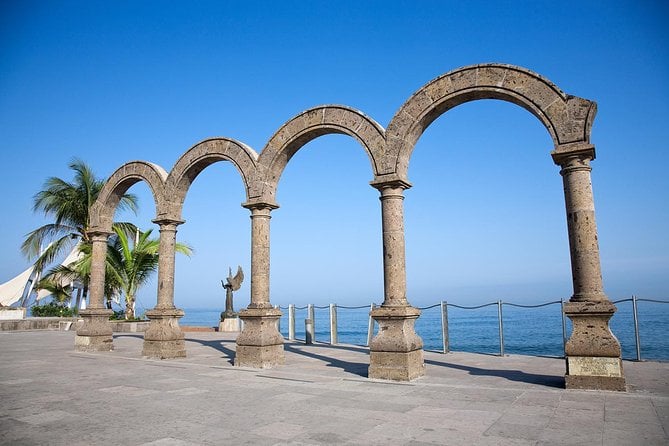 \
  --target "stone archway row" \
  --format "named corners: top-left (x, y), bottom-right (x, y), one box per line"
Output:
top-left (76, 64), bottom-right (624, 391)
